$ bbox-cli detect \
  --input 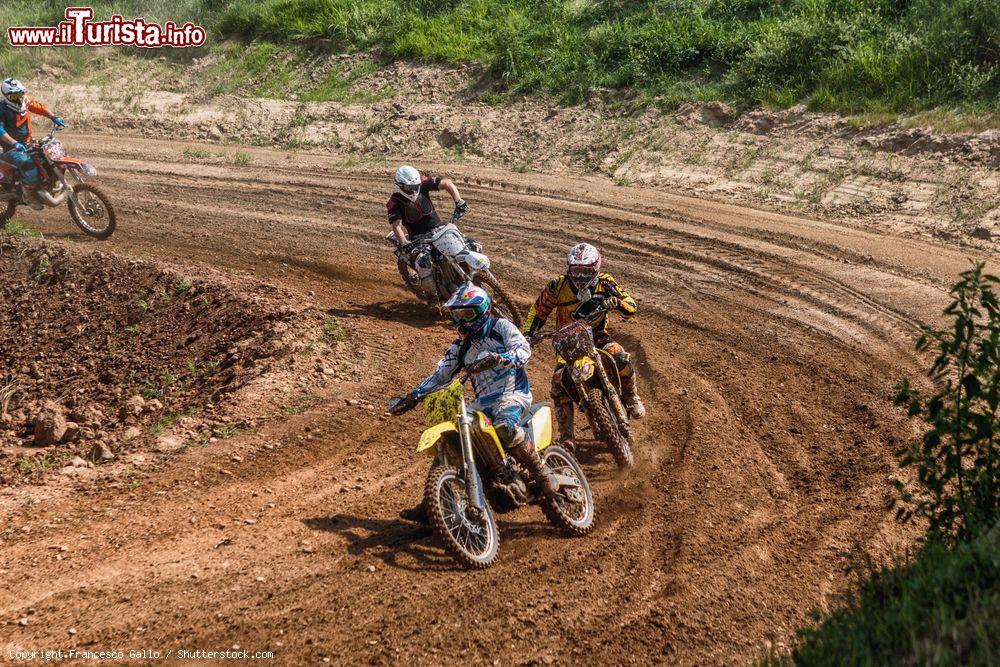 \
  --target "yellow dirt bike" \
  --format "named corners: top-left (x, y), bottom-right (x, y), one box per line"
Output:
top-left (532, 301), bottom-right (636, 468)
top-left (414, 359), bottom-right (595, 569)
